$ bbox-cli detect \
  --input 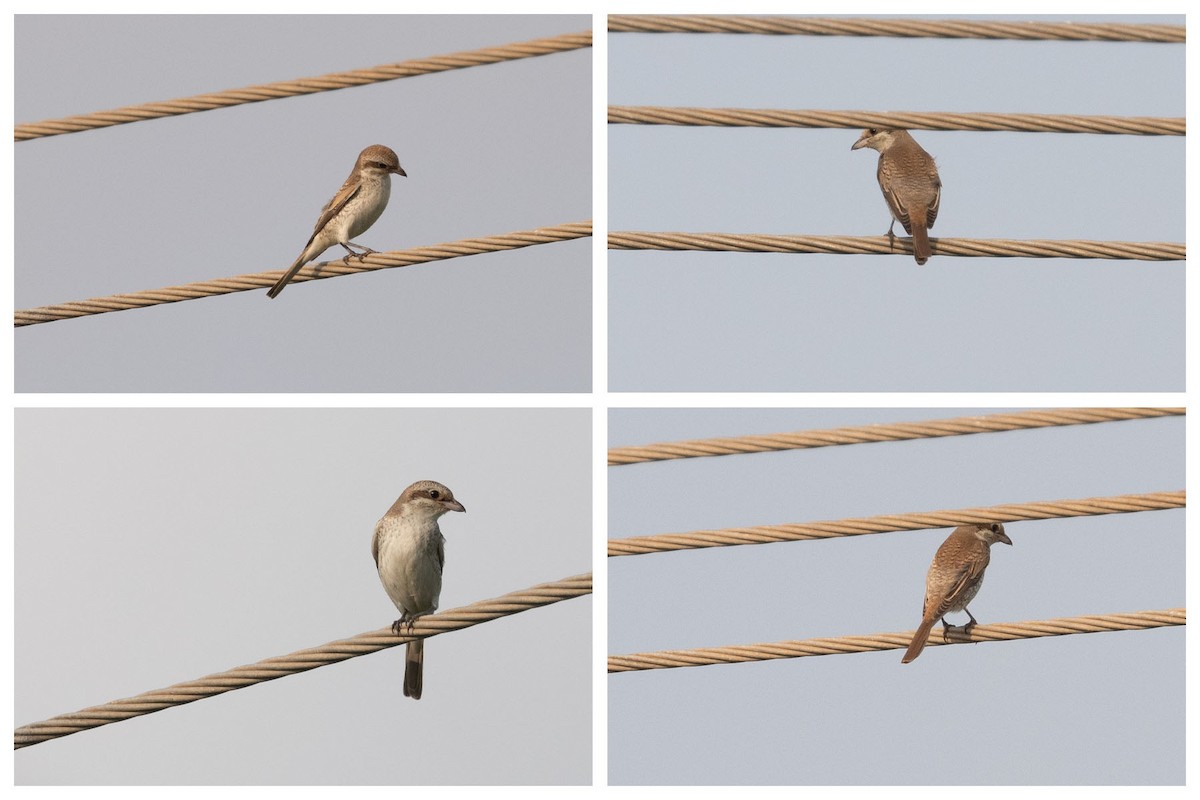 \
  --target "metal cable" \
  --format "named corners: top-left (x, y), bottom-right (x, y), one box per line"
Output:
top-left (608, 408), bottom-right (1183, 466)
top-left (608, 231), bottom-right (1183, 261)
top-left (608, 105), bottom-right (1184, 135)
top-left (610, 490), bottom-right (1184, 557)
top-left (608, 15), bottom-right (1185, 43)
top-left (609, 608), bottom-right (1185, 672)
top-left (14, 221), bottom-right (591, 327)
top-left (14, 573), bottom-right (591, 749)
top-left (15, 31), bottom-right (592, 141)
